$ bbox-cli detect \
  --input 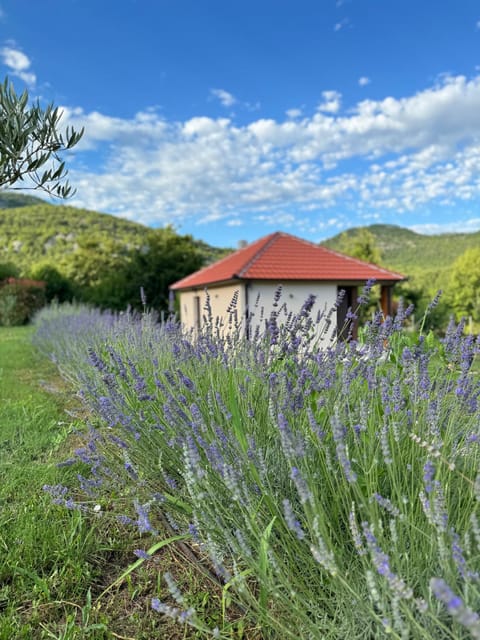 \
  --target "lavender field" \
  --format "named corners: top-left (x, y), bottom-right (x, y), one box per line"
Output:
top-left (33, 290), bottom-right (480, 639)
